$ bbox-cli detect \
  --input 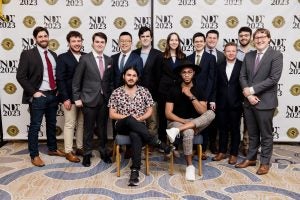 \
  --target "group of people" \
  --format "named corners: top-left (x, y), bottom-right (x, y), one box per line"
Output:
top-left (16, 25), bottom-right (282, 186)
